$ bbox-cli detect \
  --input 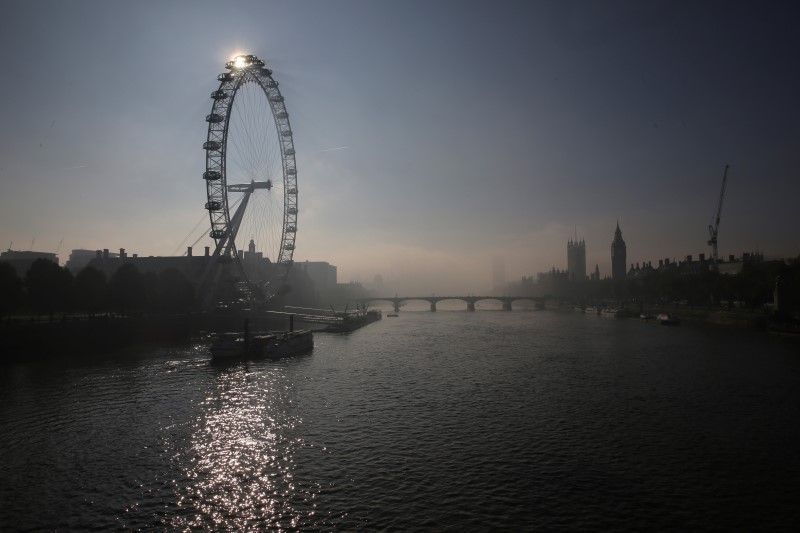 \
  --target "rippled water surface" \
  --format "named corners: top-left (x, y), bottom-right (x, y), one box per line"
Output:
top-left (2, 310), bottom-right (800, 530)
